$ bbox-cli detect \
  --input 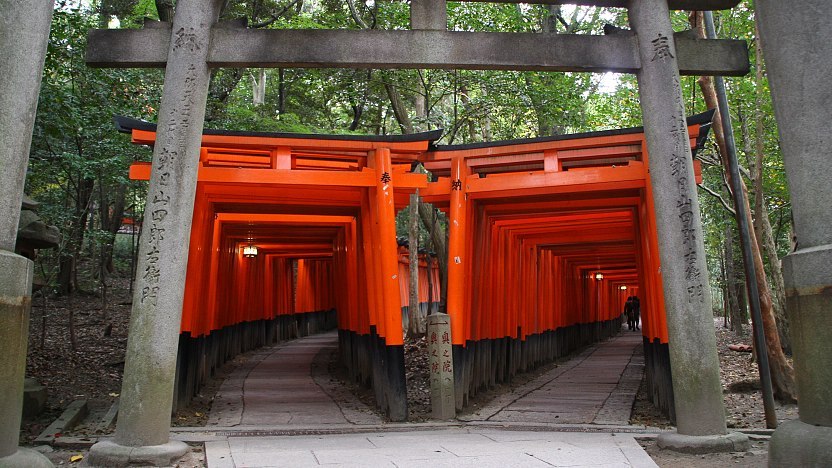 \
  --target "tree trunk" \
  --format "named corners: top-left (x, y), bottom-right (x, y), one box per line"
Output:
top-left (459, 84), bottom-right (477, 143)
top-left (278, 68), bottom-right (286, 115)
top-left (419, 202), bottom-right (448, 313)
top-left (480, 84), bottom-right (492, 142)
top-left (58, 254), bottom-right (75, 296)
top-left (407, 192), bottom-right (423, 337)
top-left (97, 179), bottom-right (126, 323)
top-left (414, 91), bottom-right (426, 132)
top-left (724, 224), bottom-right (743, 335)
top-left (384, 82), bottom-right (414, 134)
top-left (718, 240), bottom-right (728, 328)
top-left (382, 84), bottom-right (450, 313)
top-left (98, 178), bottom-right (127, 276)
top-left (104, 183), bottom-right (127, 274)
top-left (252, 68), bottom-right (266, 106)
top-left (691, 9), bottom-right (796, 403)
top-left (426, 252), bottom-right (435, 315)
top-left (59, 176), bottom-right (94, 295)
top-left (155, 0), bottom-right (174, 21)
top-left (692, 12), bottom-right (797, 401)
top-left (542, 5), bottom-right (561, 33)
top-left (702, 80), bottom-right (796, 401)
top-left (751, 31), bottom-right (791, 354)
